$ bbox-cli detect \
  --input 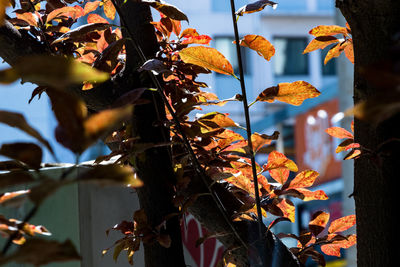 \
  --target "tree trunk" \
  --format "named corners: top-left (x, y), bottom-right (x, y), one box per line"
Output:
top-left (336, 1), bottom-right (400, 266)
